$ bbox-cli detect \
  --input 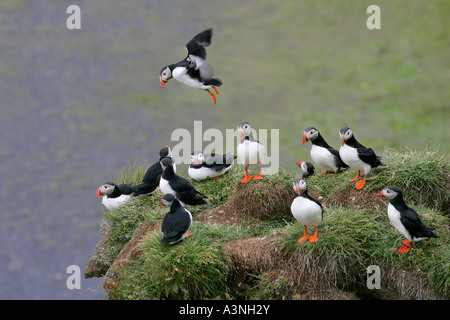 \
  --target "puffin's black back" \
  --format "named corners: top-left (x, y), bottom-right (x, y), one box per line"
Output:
top-left (161, 199), bottom-right (191, 244)
top-left (389, 189), bottom-right (440, 240)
